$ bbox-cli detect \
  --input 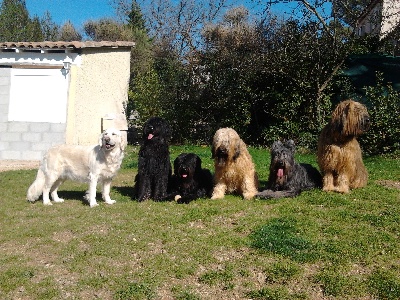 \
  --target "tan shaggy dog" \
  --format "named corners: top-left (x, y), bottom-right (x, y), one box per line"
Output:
top-left (211, 128), bottom-right (258, 200)
top-left (27, 128), bottom-right (125, 207)
top-left (317, 100), bottom-right (370, 193)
